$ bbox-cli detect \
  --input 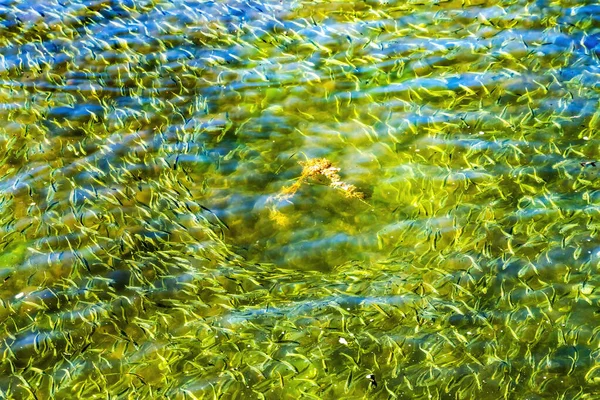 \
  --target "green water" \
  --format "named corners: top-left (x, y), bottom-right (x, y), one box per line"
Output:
top-left (0, 0), bottom-right (600, 398)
